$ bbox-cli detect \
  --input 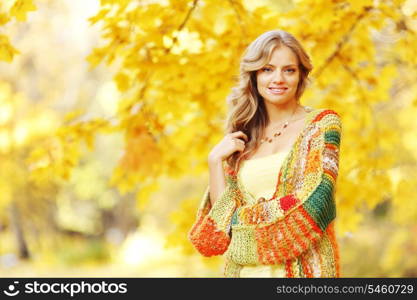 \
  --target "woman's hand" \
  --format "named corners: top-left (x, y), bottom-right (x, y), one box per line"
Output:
top-left (208, 131), bottom-right (248, 164)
